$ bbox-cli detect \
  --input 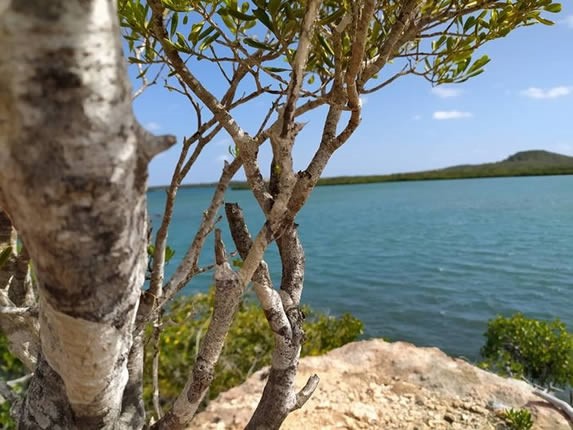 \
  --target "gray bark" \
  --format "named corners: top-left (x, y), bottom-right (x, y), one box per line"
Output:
top-left (0, 1), bottom-right (173, 428)
top-left (153, 230), bottom-right (242, 430)
top-left (226, 204), bottom-right (318, 430)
